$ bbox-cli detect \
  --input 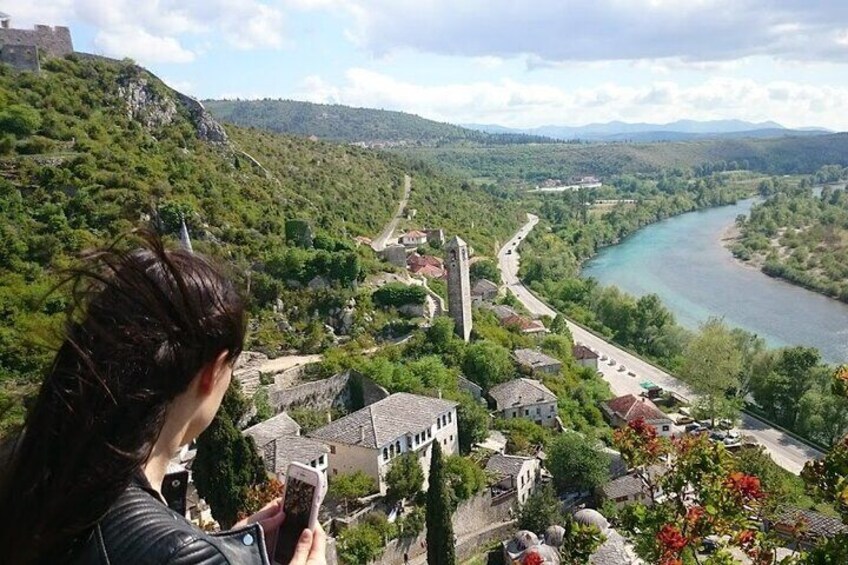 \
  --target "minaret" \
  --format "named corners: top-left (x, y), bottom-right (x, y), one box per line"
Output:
top-left (445, 235), bottom-right (472, 342)
top-left (179, 216), bottom-right (193, 253)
